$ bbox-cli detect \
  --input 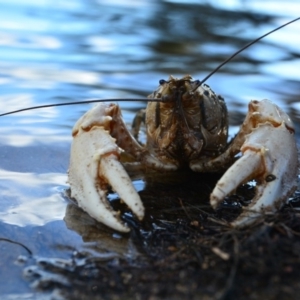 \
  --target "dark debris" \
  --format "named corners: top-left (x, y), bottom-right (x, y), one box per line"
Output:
top-left (24, 171), bottom-right (300, 300)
